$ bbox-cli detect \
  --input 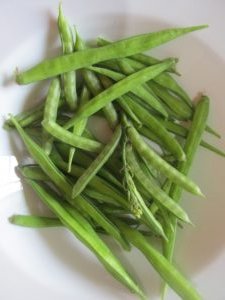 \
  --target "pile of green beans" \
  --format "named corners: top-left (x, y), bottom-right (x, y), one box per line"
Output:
top-left (5, 5), bottom-right (225, 300)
